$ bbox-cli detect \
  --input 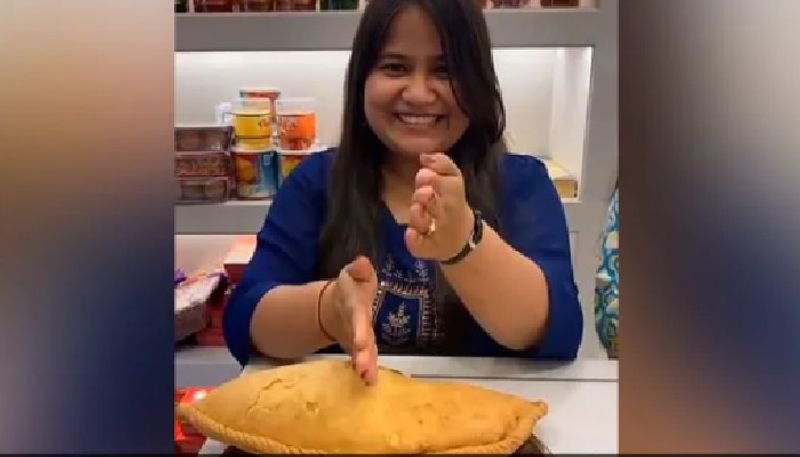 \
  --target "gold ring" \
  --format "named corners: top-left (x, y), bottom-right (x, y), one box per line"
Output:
top-left (426, 218), bottom-right (437, 236)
